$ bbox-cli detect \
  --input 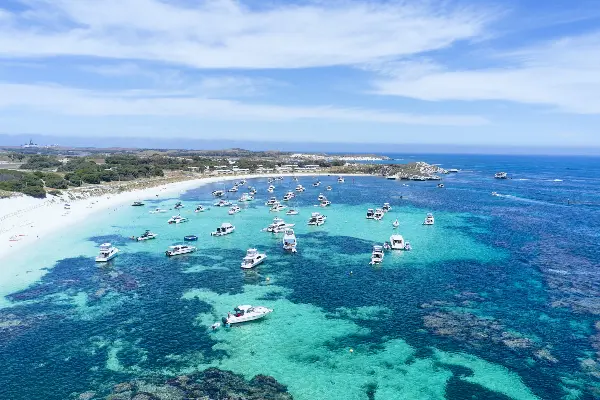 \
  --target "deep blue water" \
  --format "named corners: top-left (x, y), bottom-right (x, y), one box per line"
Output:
top-left (2, 154), bottom-right (600, 399)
